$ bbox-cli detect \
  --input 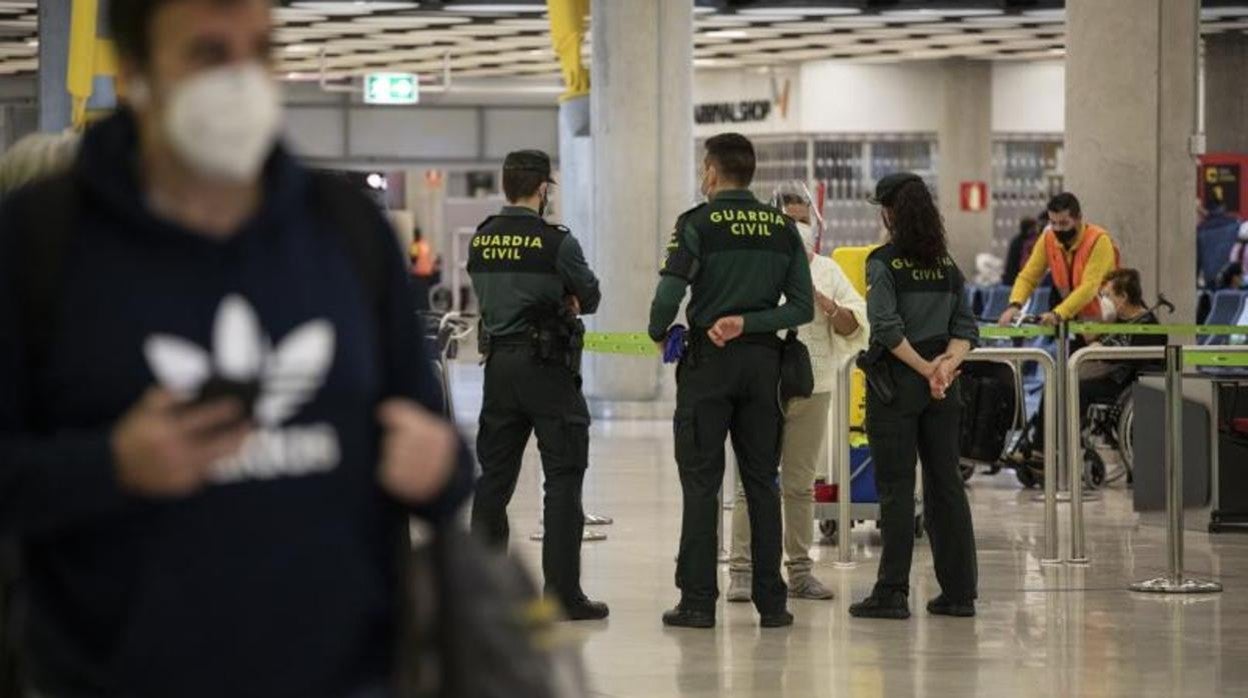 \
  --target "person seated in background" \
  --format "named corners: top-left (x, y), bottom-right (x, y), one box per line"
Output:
top-left (1197, 194), bottom-right (1243, 290)
top-left (1025, 268), bottom-right (1163, 457)
top-left (1217, 262), bottom-right (1244, 292)
top-left (1080, 268), bottom-right (1166, 385)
